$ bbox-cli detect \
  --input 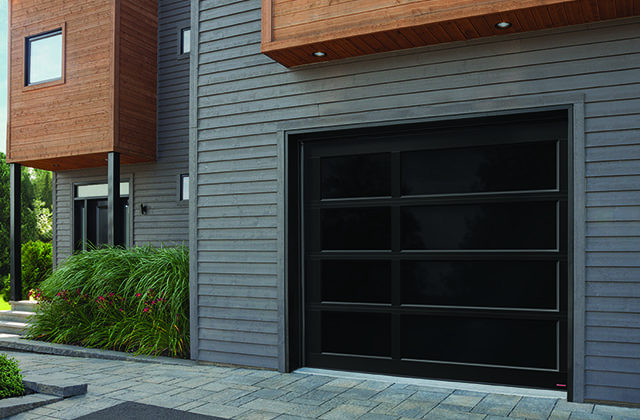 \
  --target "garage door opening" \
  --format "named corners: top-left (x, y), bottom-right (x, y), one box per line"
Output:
top-left (287, 109), bottom-right (571, 390)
